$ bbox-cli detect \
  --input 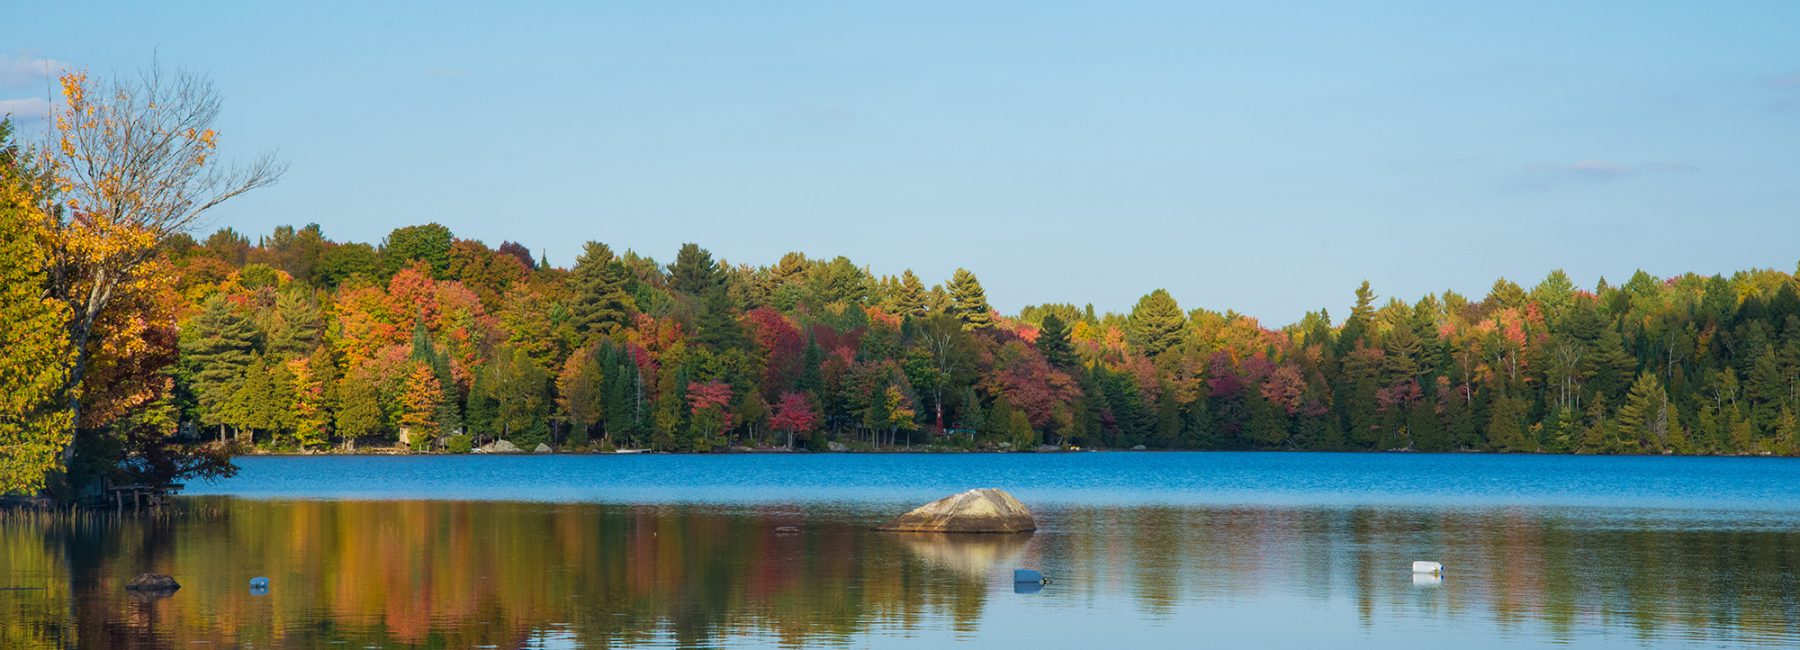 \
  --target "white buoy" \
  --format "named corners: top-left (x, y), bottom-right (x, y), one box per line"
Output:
top-left (1411, 561), bottom-right (1443, 574)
